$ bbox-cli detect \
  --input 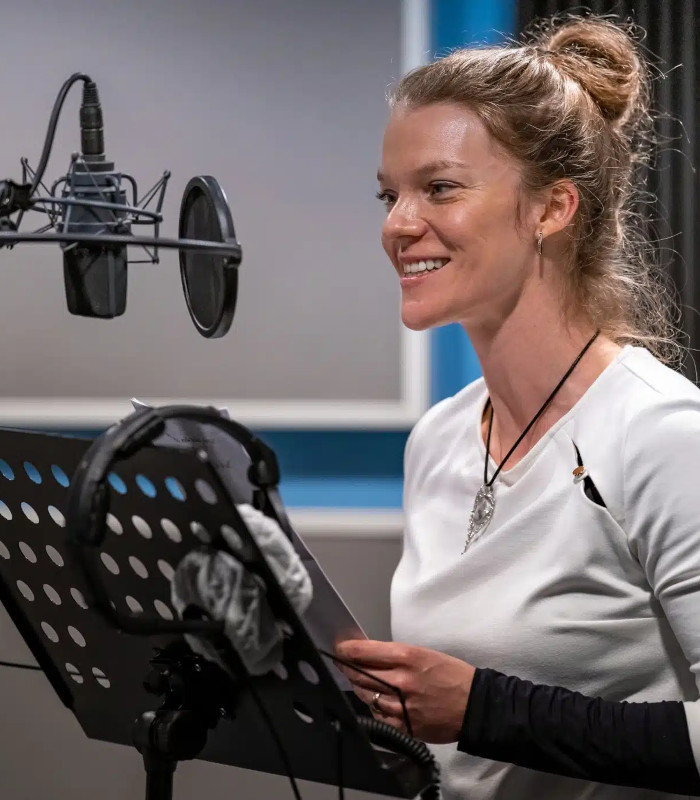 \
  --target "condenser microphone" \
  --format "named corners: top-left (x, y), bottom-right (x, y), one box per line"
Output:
top-left (0, 72), bottom-right (242, 337)
top-left (61, 81), bottom-right (129, 318)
